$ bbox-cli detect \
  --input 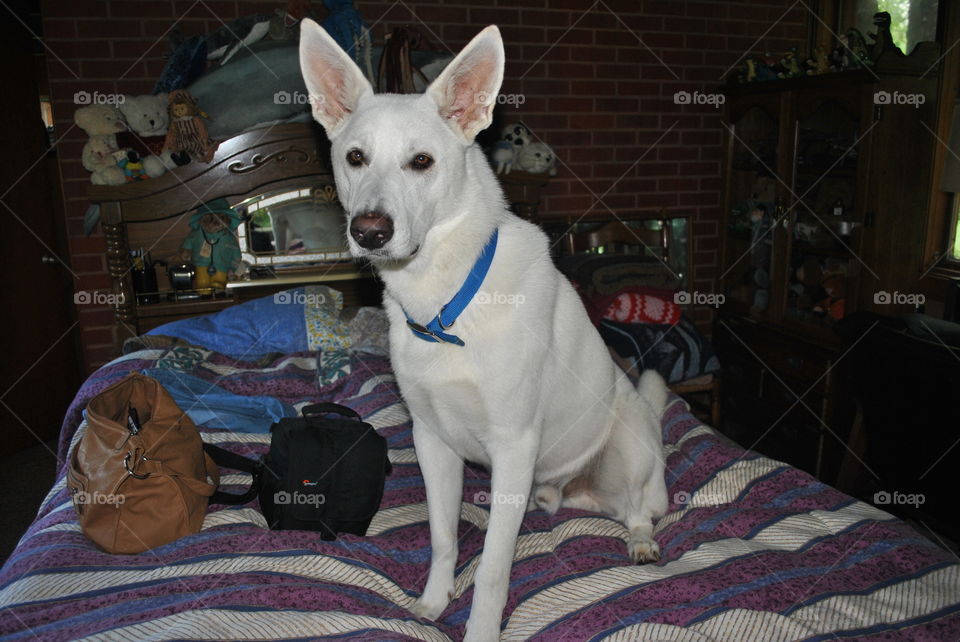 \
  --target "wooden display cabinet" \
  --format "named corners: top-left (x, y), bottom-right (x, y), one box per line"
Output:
top-left (715, 53), bottom-right (941, 483)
